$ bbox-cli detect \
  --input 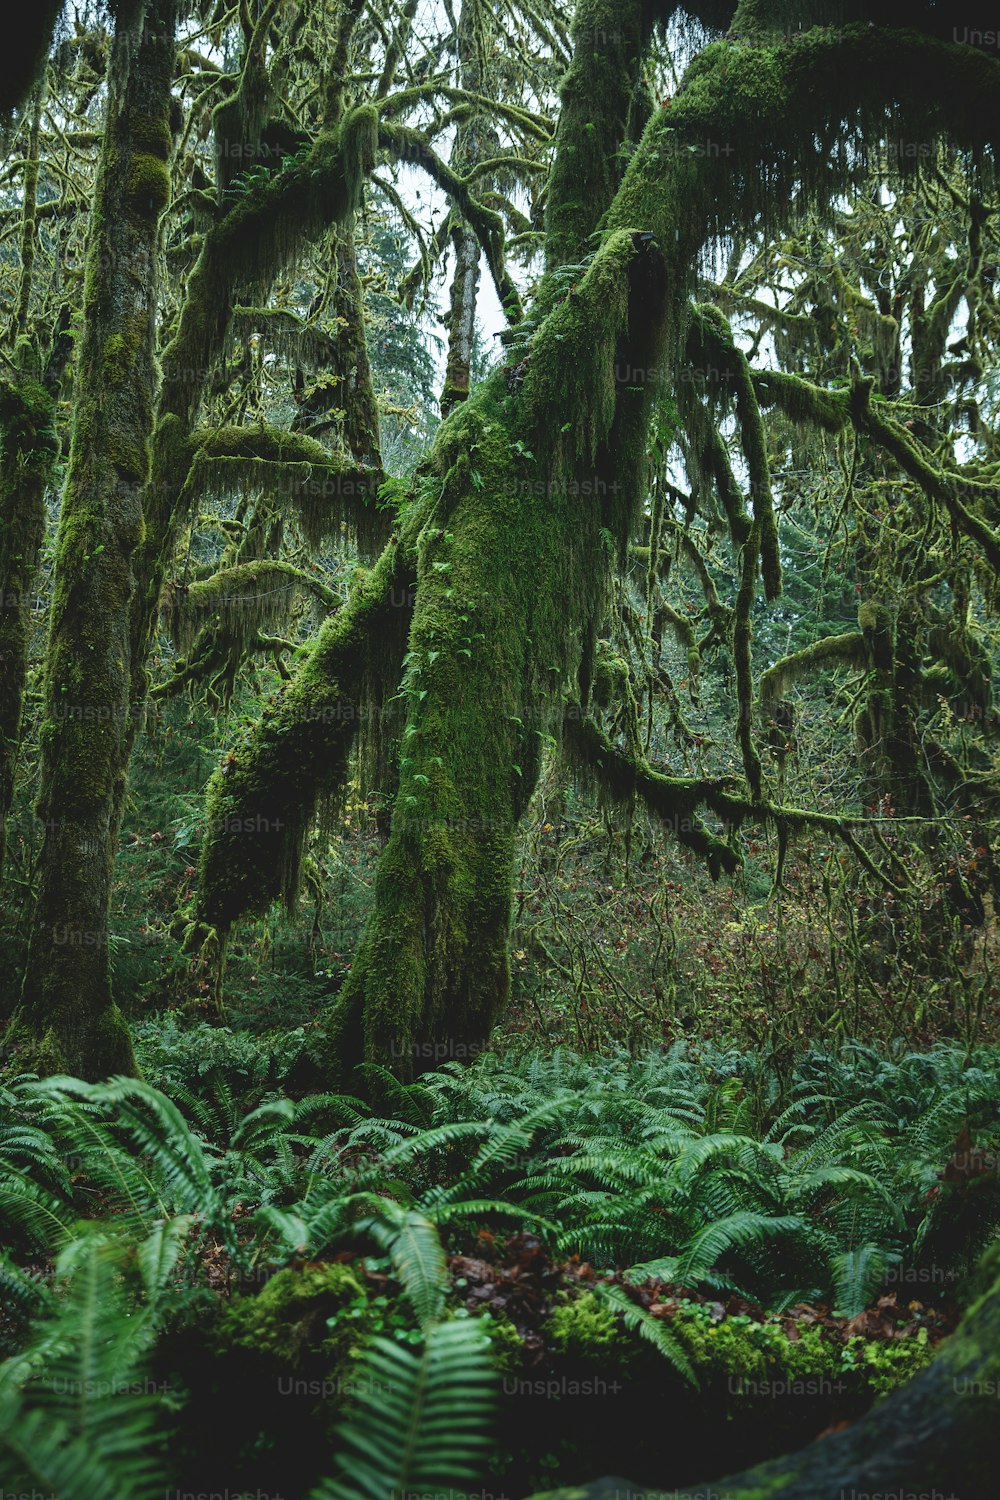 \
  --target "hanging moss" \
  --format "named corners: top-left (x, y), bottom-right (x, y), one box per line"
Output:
top-left (760, 631), bottom-right (866, 702)
top-left (609, 27), bottom-right (1000, 260)
top-left (752, 369), bottom-right (851, 433)
top-left (690, 304), bottom-right (781, 599)
top-left (925, 621), bottom-right (993, 717)
top-left (186, 423), bottom-right (385, 554)
top-left (544, 0), bottom-right (649, 270)
top-left (160, 560), bottom-right (337, 656)
top-left (158, 102), bottom-right (379, 430)
top-left (565, 710), bottom-right (742, 879)
top-left (859, 399), bottom-right (1000, 576)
